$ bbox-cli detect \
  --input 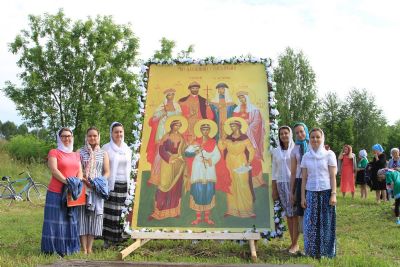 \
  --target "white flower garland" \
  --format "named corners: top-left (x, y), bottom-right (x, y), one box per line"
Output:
top-left (121, 56), bottom-right (283, 242)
